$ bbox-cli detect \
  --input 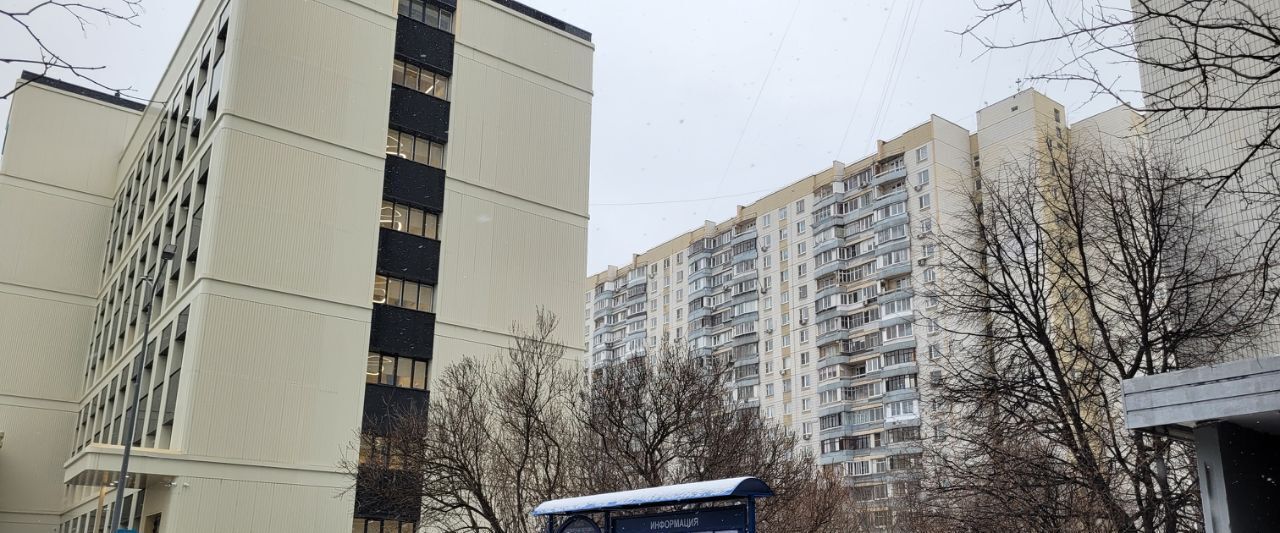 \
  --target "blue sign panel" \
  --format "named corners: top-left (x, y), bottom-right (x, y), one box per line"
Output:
top-left (614, 507), bottom-right (747, 533)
